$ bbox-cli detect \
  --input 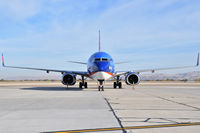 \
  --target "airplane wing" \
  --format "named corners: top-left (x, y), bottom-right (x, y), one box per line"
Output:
top-left (2, 54), bottom-right (88, 76)
top-left (114, 53), bottom-right (199, 76)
